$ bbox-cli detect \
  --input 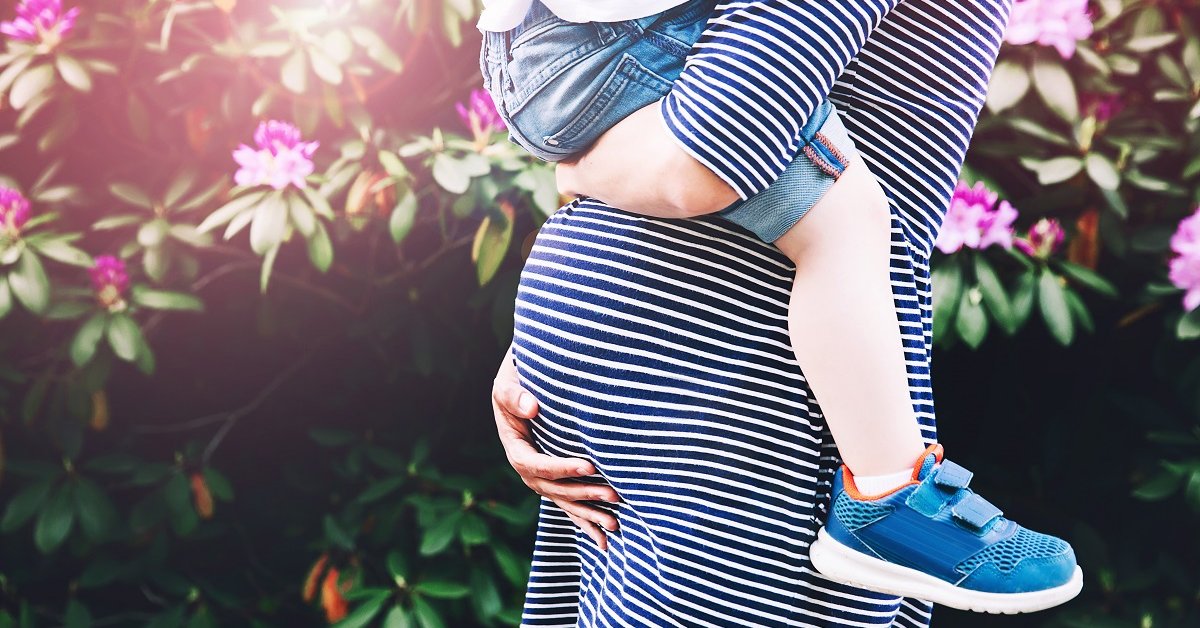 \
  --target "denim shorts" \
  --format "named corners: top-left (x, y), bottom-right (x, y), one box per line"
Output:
top-left (478, 0), bottom-right (857, 243)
